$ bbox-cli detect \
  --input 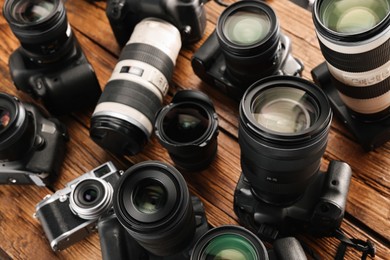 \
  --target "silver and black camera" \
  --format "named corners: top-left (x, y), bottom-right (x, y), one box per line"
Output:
top-left (34, 162), bottom-right (121, 251)
top-left (192, 0), bottom-right (303, 100)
